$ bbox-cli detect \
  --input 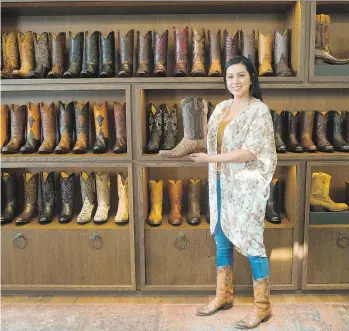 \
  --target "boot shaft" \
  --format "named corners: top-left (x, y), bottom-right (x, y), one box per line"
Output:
top-left (149, 180), bottom-right (163, 211)
top-left (258, 31), bottom-right (272, 62)
top-left (32, 32), bottom-right (51, 76)
top-left (136, 30), bottom-right (151, 77)
top-left (40, 102), bottom-right (57, 140)
top-left (299, 111), bottom-right (314, 137)
top-left (60, 171), bottom-right (75, 206)
top-left (23, 172), bottom-right (38, 205)
top-left (162, 103), bottom-right (178, 149)
top-left (191, 28), bottom-right (205, 76)
top-left (51, 32), bottom-right (66, 68)
top-left (147, 103), bottom-right (163, 137)
top-left (10, 104), bottom-right (26, 139)
top-left (93, 102), bottom-right (109, 139)
top-left (2, 172), bottom-right (16, 203)
top-left (328, 110), bottom-right (345, 137)
top-left (168, 180), bottom-right (182, 207)
top-left (285, 111), bottom-right (299, 137)
top-left (2, 32), bottom-right (19, 71)
top-left (153, 29), bottom-right (168, 77)
top-left (58, 101), bottom-right (74, 139)
top-left (315, 15), bottom-right (322, 50)
top-left (241, 30), bottom-right (256, 65)
top-left (0, 105), bottom-right (9, 148)
top-left (208, 29), bottom-right (222, 77)
top-left (224, 30), bottom-right (239, 66)
top-left (181, 96), bottom-right (205, 140)
top-left (310, 172), bottom-right (325, 198)
top-left (321, 14), bottom-right (331, 52)
top-left (18, 31), bottom-right (35, 69)
top-left (113, 101), bottom-right (127, 152)
top-left (173, 26), bottom-right (188, 76)
top-left (81, 31), bottom-right (100, 77)
top-left (80, 171), bottom-right (95, 204)
top-left (188, 178), bottom-right (201, 215)
top-left (40, 171), bottom-right (55, 205)
top-left (100, 31), bottom-right (115, 77)
top-left (117, 172), bottom-right (128, 199)
top-left (274, 29), bottom-right (292, 76)
top-left (95, 171), bottom-right (110, 206)
top-left (118, 29), bottom-right (134, 65)
top-left (75, 101), bottom-right (90, 139)
top-left (314, 111), bottom-right (329, 138)
top-left (25, 102), bottom-right (41, 140)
